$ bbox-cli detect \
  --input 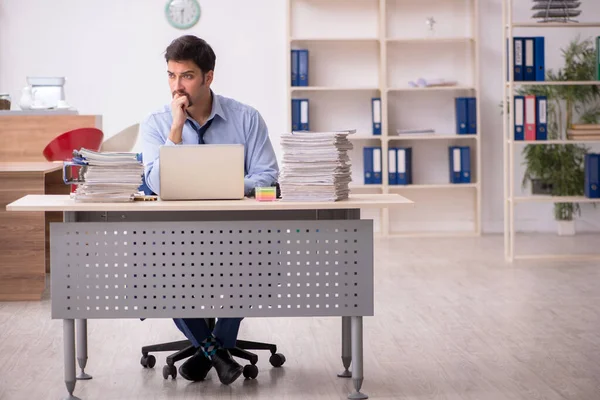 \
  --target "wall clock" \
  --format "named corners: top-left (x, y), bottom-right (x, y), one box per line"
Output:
top-left (165, 0), bottom-right (201, 30)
